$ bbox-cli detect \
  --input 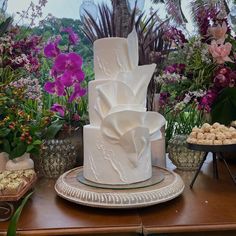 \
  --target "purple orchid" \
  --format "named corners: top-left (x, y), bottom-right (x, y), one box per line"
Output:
top-left (60, 70), bottom-right (85, 87)
top-left (198, 89), bottom-right (218, 112)
top-left (51, 104), bottom-right (66, 116)
top-left (44, 32), bottom-right (86, 123)
top-left (44, 78), bottom-right (65, 96)
top-left (62, 27), bottom-right (79, 45)
top-left (44, 37), bottom-right (61, 58)
top-left (53, 52), bottom-right (83, 73)
top-left (164, 63), bottom-right (186, 74)
top-left (68, 82), bottom-right (87, 103)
